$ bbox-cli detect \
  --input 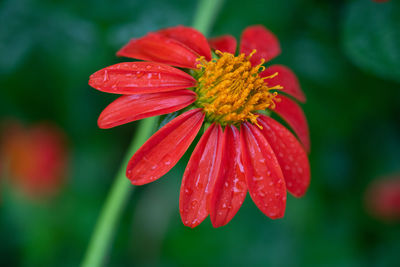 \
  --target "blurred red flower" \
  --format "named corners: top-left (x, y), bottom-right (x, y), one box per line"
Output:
top-left (89, 25), bottom-right (310, 227)
top-left (365, 175), bottom-right (400, 221)
top-left (0, 121), bottom-right (68, 198)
